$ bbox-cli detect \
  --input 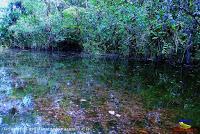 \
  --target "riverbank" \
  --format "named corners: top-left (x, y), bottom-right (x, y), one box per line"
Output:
top-left (2, 46), bottom-right (200, 69)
